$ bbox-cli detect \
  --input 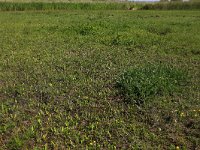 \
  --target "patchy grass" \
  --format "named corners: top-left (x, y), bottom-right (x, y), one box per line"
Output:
top-left (116, 64), bottom-right (188, 104)
top-left (0, 9), bottom-right (200, 149)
